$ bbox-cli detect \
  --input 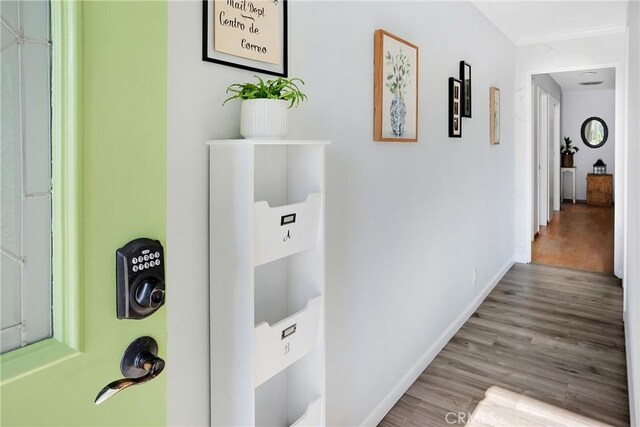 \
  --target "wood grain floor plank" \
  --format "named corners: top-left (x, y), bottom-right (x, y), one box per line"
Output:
top-left (496, 334), bottom-right (627, 374)
top-left (491, 286), bottom-right (620, 320)
top-left (473, 306), bottom-right (625, 348)
top-left (436, 347), bottom-right (570, 402)
top-left (454, 327), bottom-right (498, 347)
top-left (562, 391), bottom-right (629, 426)
top-left (379, 263), bottom-right (628, 426)
top-left (530, 333), bottom-right (627, 367)
top-left (487, 291), bottom-right (622, 326)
